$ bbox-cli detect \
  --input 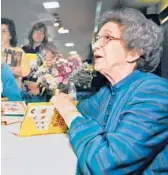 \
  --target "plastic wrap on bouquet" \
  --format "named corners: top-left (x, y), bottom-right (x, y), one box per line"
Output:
top-left (19, 102), bottom-right (67, 137)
